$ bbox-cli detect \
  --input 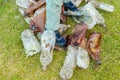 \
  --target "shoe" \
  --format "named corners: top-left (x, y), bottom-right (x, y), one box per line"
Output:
top-left (60, 45), bottom-right (77, 80)
top-left (64, 1), bottom-right (78, 11)
top-left (64, 1), bottom-right (84, 16)
top-left (64, 10), bottom-right (84, 16)
top-left (55, 30), bottom-right (66, 47)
